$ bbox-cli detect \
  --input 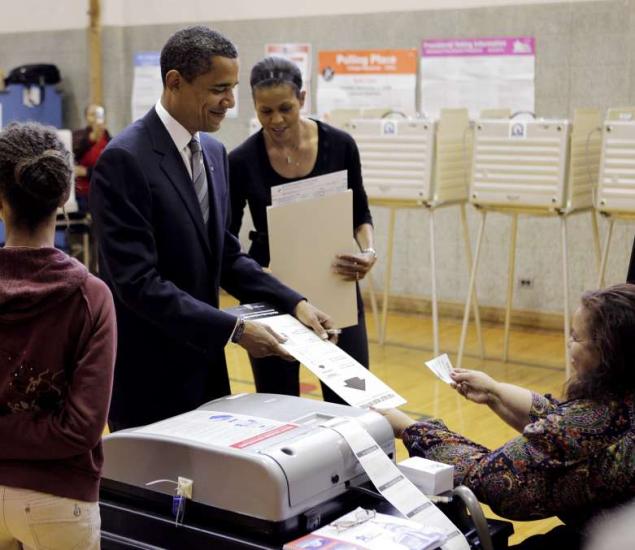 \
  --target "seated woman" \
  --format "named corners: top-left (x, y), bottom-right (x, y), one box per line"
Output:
top-left (382, 284), bottom-right (635, 531)
top-left (0, 122), bottom-right (116, 549)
